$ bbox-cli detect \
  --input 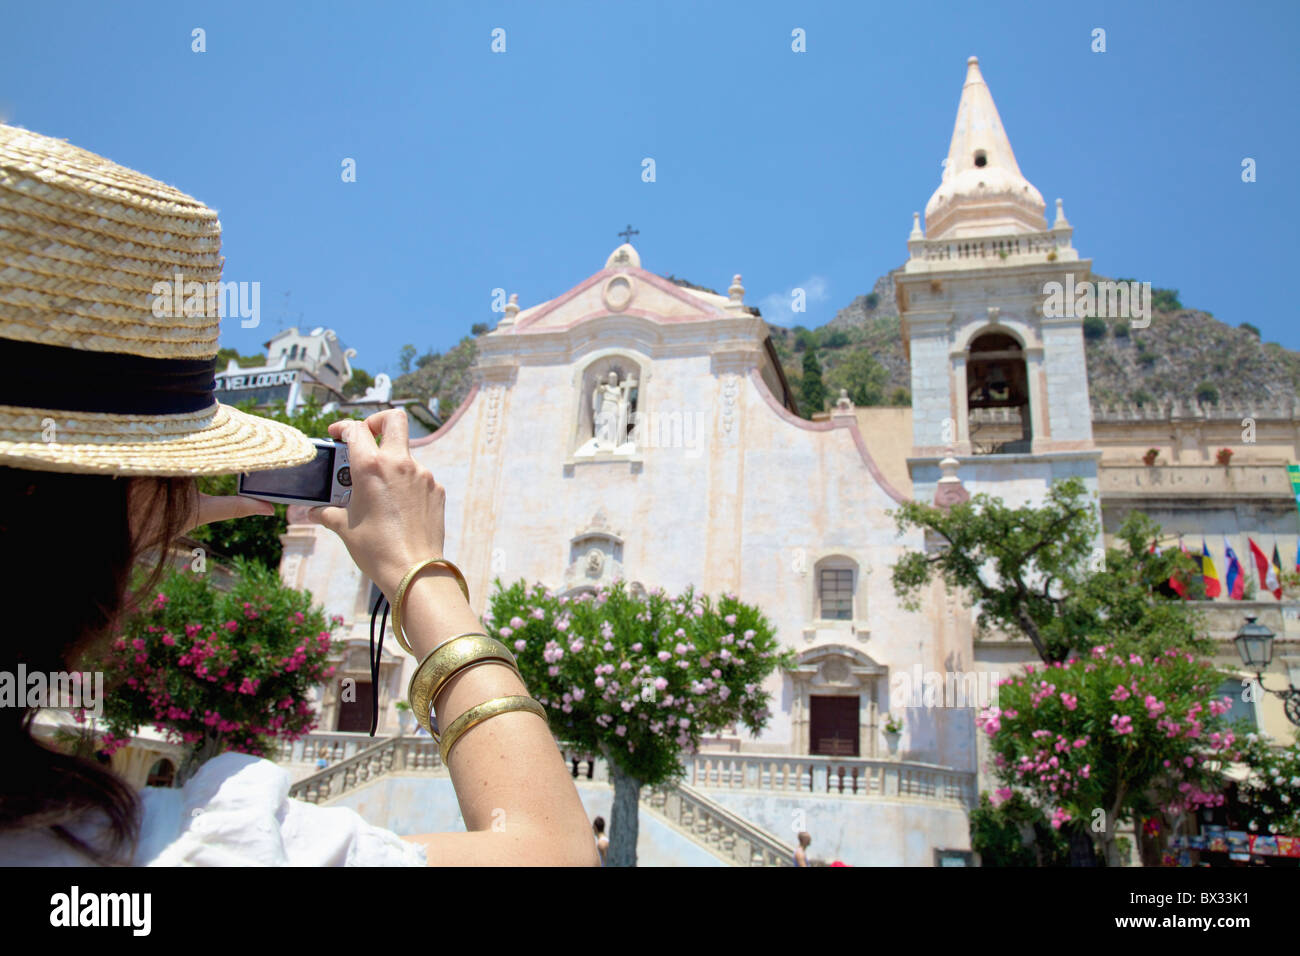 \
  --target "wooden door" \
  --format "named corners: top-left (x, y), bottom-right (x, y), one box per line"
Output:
top-left (810, 695), bottom-right (859, 756)
top-left (336, 680), bottom-right (375, 733)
